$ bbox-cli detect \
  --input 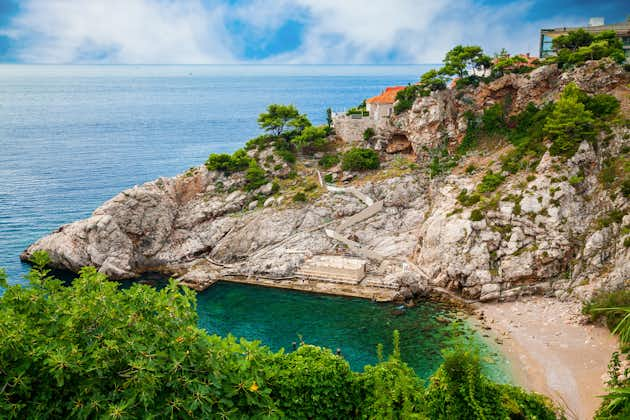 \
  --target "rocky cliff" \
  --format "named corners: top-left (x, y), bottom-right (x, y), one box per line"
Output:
top-left (22, 60), bottom-right (630, 302)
